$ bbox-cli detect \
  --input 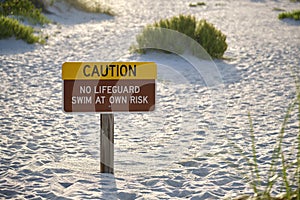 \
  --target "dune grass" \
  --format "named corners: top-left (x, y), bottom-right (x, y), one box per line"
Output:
top-left (0, 16), bottom-right (42, 44)
top-left (0, 0), bottom-right (49, 44)
top-left (189, 2), bottom-right (206, 7)
top-left (62, 0), bottom-right (115, 16)
top-left (227, 75), bottom-right (300, 200)
top-left (273, 8), bottom-right (286, 12)
top-left (0, 0), bottom-right (114, 44)
top-left (0, 0), bottom-right (50, 25)
top-left (278, 10), bottom-right (300, 20)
